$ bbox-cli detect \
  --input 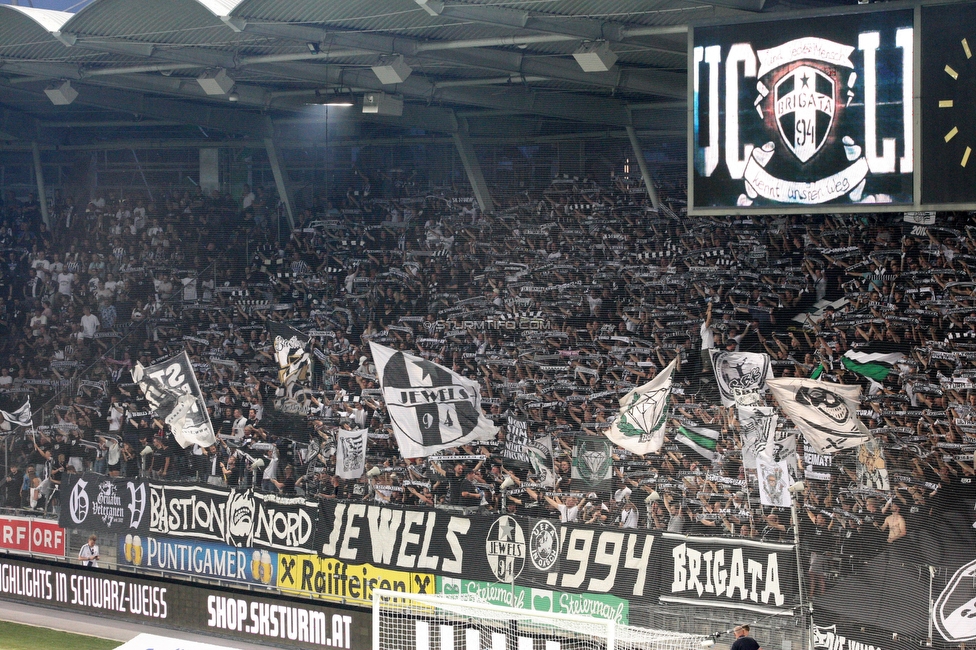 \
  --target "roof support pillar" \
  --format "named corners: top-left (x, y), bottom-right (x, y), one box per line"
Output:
top-left (625, 125), bottom-right (660, 210)
top-left (263, 136), bottom-right (295, 232)
top-left (451, 122), bottom-right (494, 214)
top-left (31, 141), bottom-right (50, 227)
